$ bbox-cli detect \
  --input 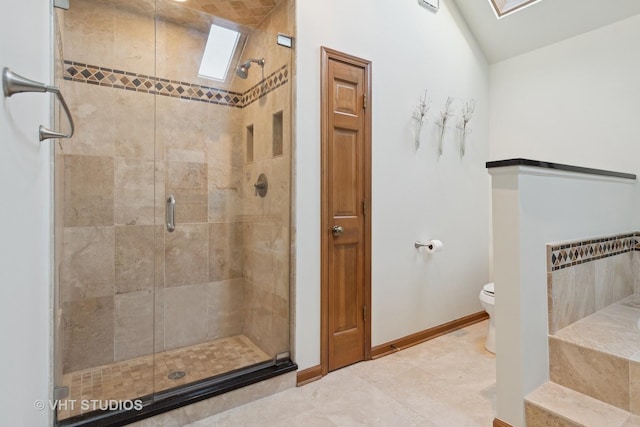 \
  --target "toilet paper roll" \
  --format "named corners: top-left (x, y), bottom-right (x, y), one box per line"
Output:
top-left (425, 240), bottom-right (443, 253)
